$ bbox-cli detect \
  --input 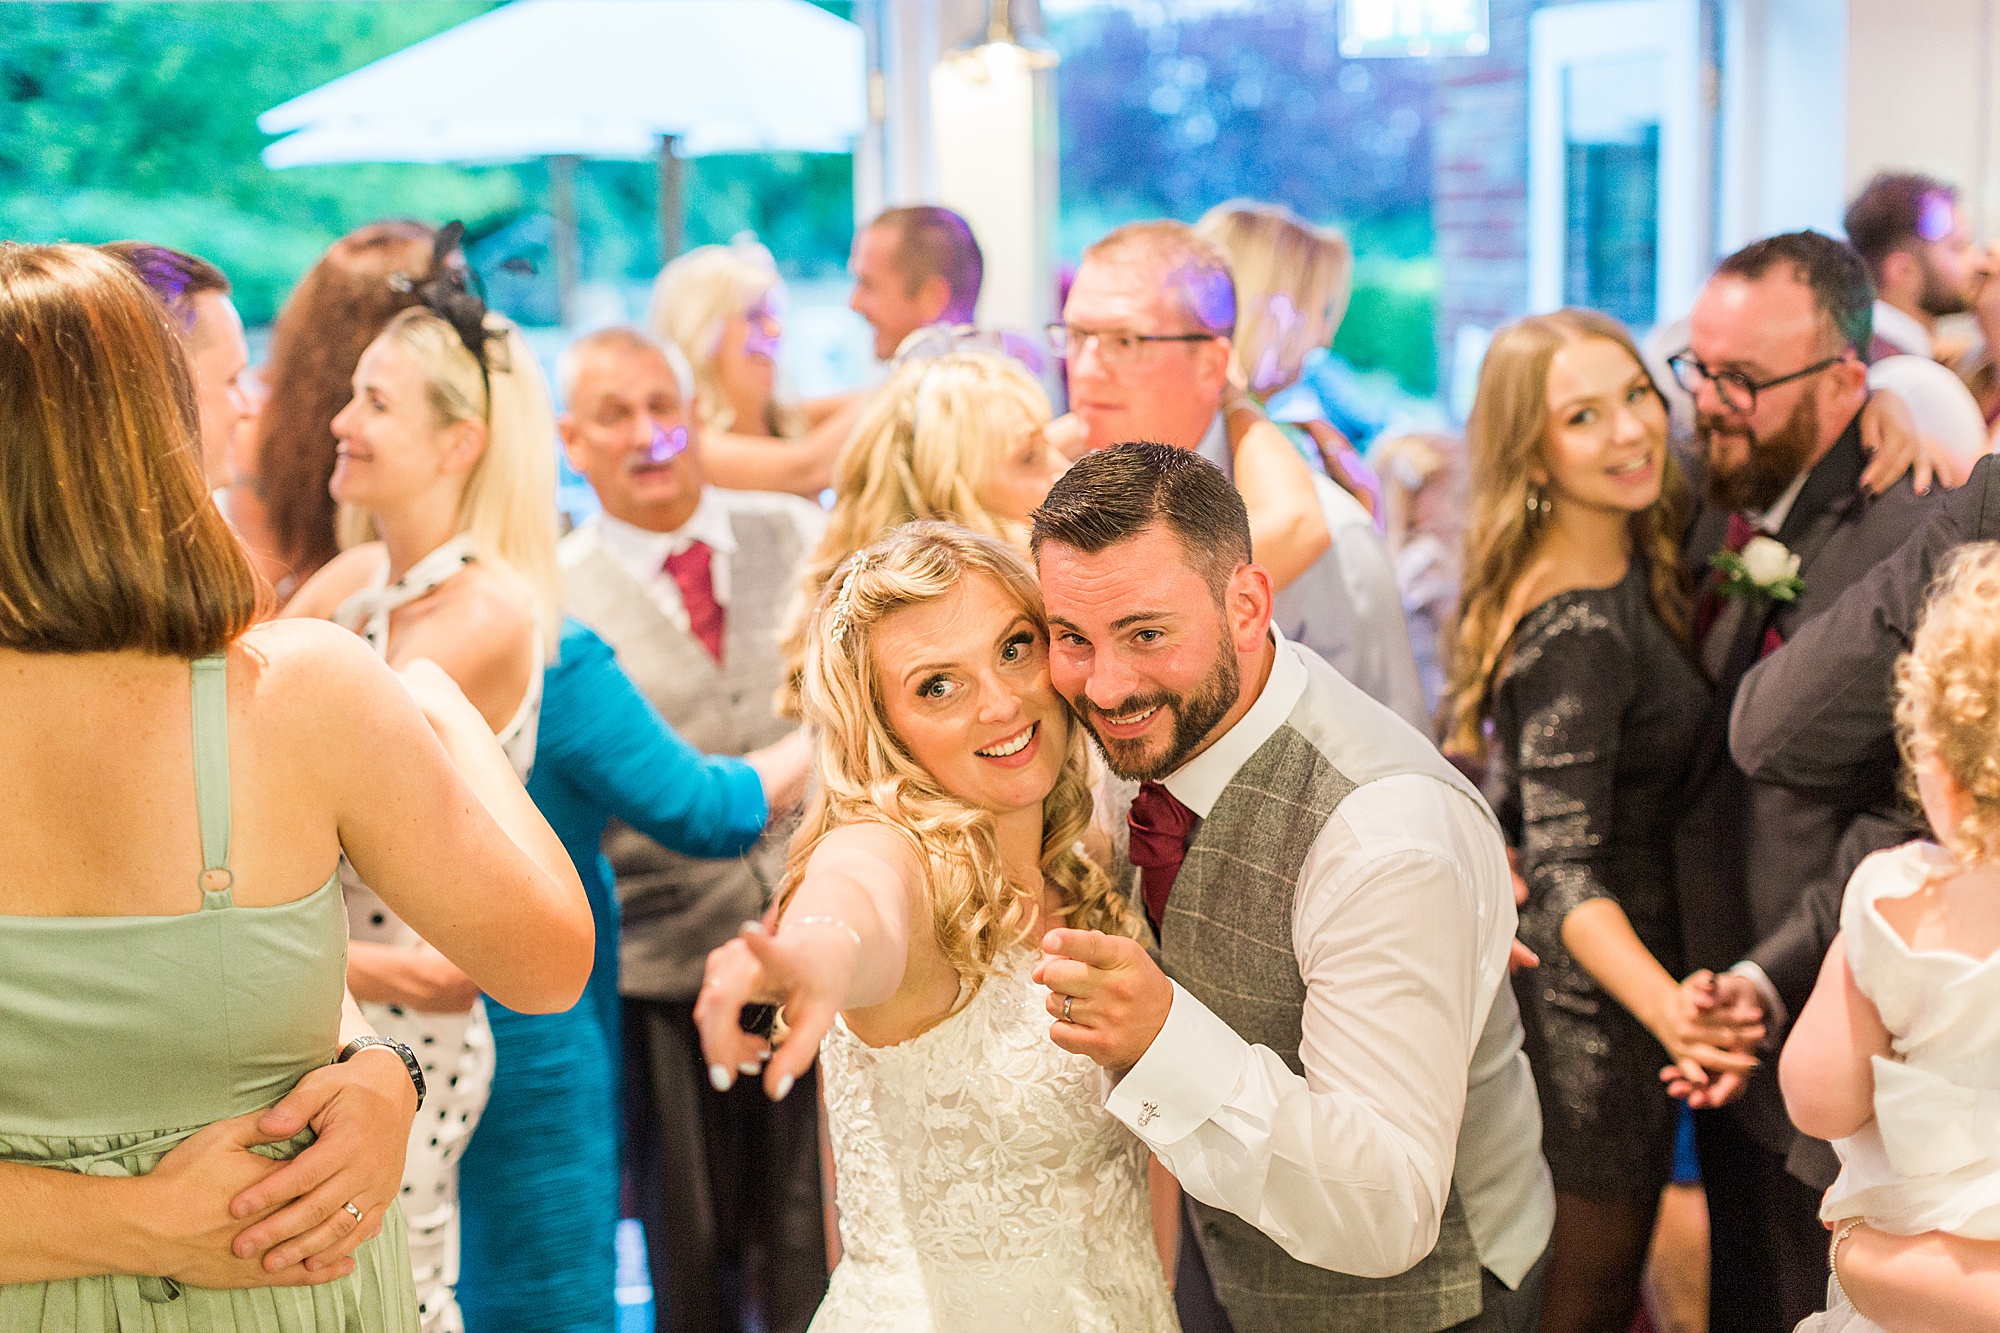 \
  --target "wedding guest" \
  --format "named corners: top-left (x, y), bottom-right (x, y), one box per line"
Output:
top-left (848, 204), bottom-right (983, 360)
top-left (776, 348), bottom-right (1068, 714)
top-left (1779, 542), bottom-right (2000, 1333)
top-left (1374, 432), bottom-right (1467, 718)
top-left (1194, 199), bottom-right (1380, 513)
top-left (0, 240), bottom-right (588, 1323)
top-left (285, 241), bottom-right (562, 1333)
top-left (1033, 442), bottom-right (1554, 1333)
top-left (1847, 173), bottom-right (1988, 369)
top-left (648, 240), bottom-right (861, 497)
top-left (556, 325), bottom-right (828, 1333)
top-left (1055, 221), bottom-right (1427, 728)
top-left (1662, 230), bottom-right (1938, 1331)
top-left (457, 617), bottom-right (809, 1333)
top-left (1445, 310), bottom-right (1754, 1332)
top-left (100, 242), bottom-right (251, 492)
